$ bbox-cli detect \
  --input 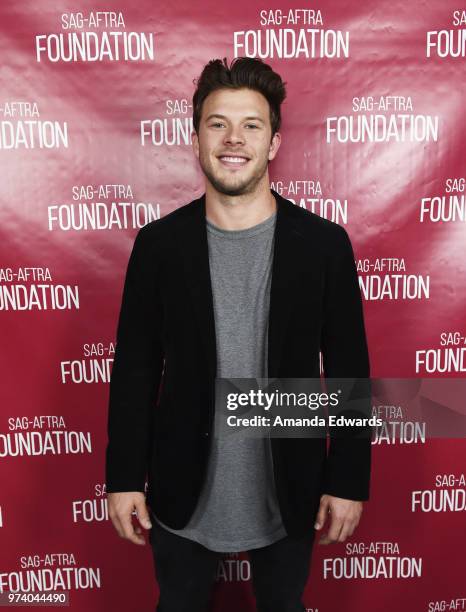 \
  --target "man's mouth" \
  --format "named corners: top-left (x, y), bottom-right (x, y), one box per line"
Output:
top-left (217, 155), bottom-right (250, 168)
